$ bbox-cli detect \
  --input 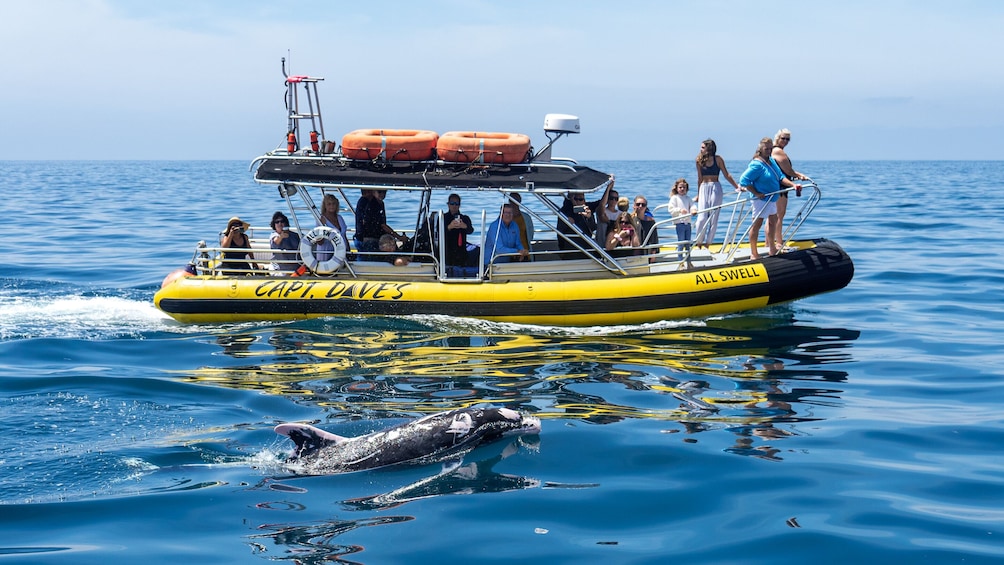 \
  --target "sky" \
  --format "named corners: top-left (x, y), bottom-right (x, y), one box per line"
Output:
top-left (2, 0), bottom-right (1002, 161)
